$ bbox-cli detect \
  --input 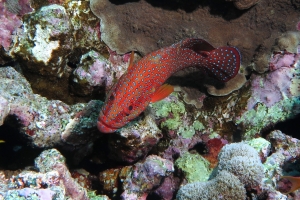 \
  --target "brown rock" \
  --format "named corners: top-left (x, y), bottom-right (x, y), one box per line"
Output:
top-left (90, 0), bottom-right (299, 69)
top-left (225, 0), bottom-right (260, 10)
